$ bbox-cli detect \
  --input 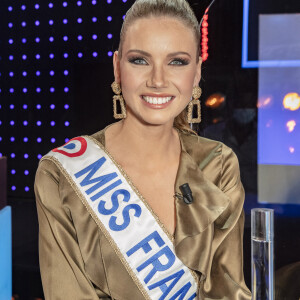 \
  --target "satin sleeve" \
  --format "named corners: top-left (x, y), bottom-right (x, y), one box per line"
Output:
top-left (34, 160), bottom-right (111, 300)
top-left (202, 145), bottom-right (252, 300)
